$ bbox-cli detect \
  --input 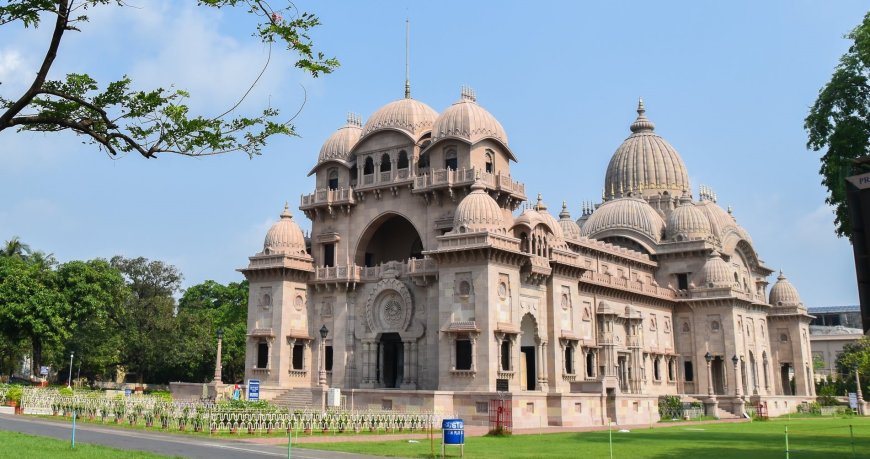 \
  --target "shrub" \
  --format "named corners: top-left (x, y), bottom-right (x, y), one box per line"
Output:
top-left (5, 385), bottom-right (23, 404)
top-left (58, 386), bottom-right (73, 396)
